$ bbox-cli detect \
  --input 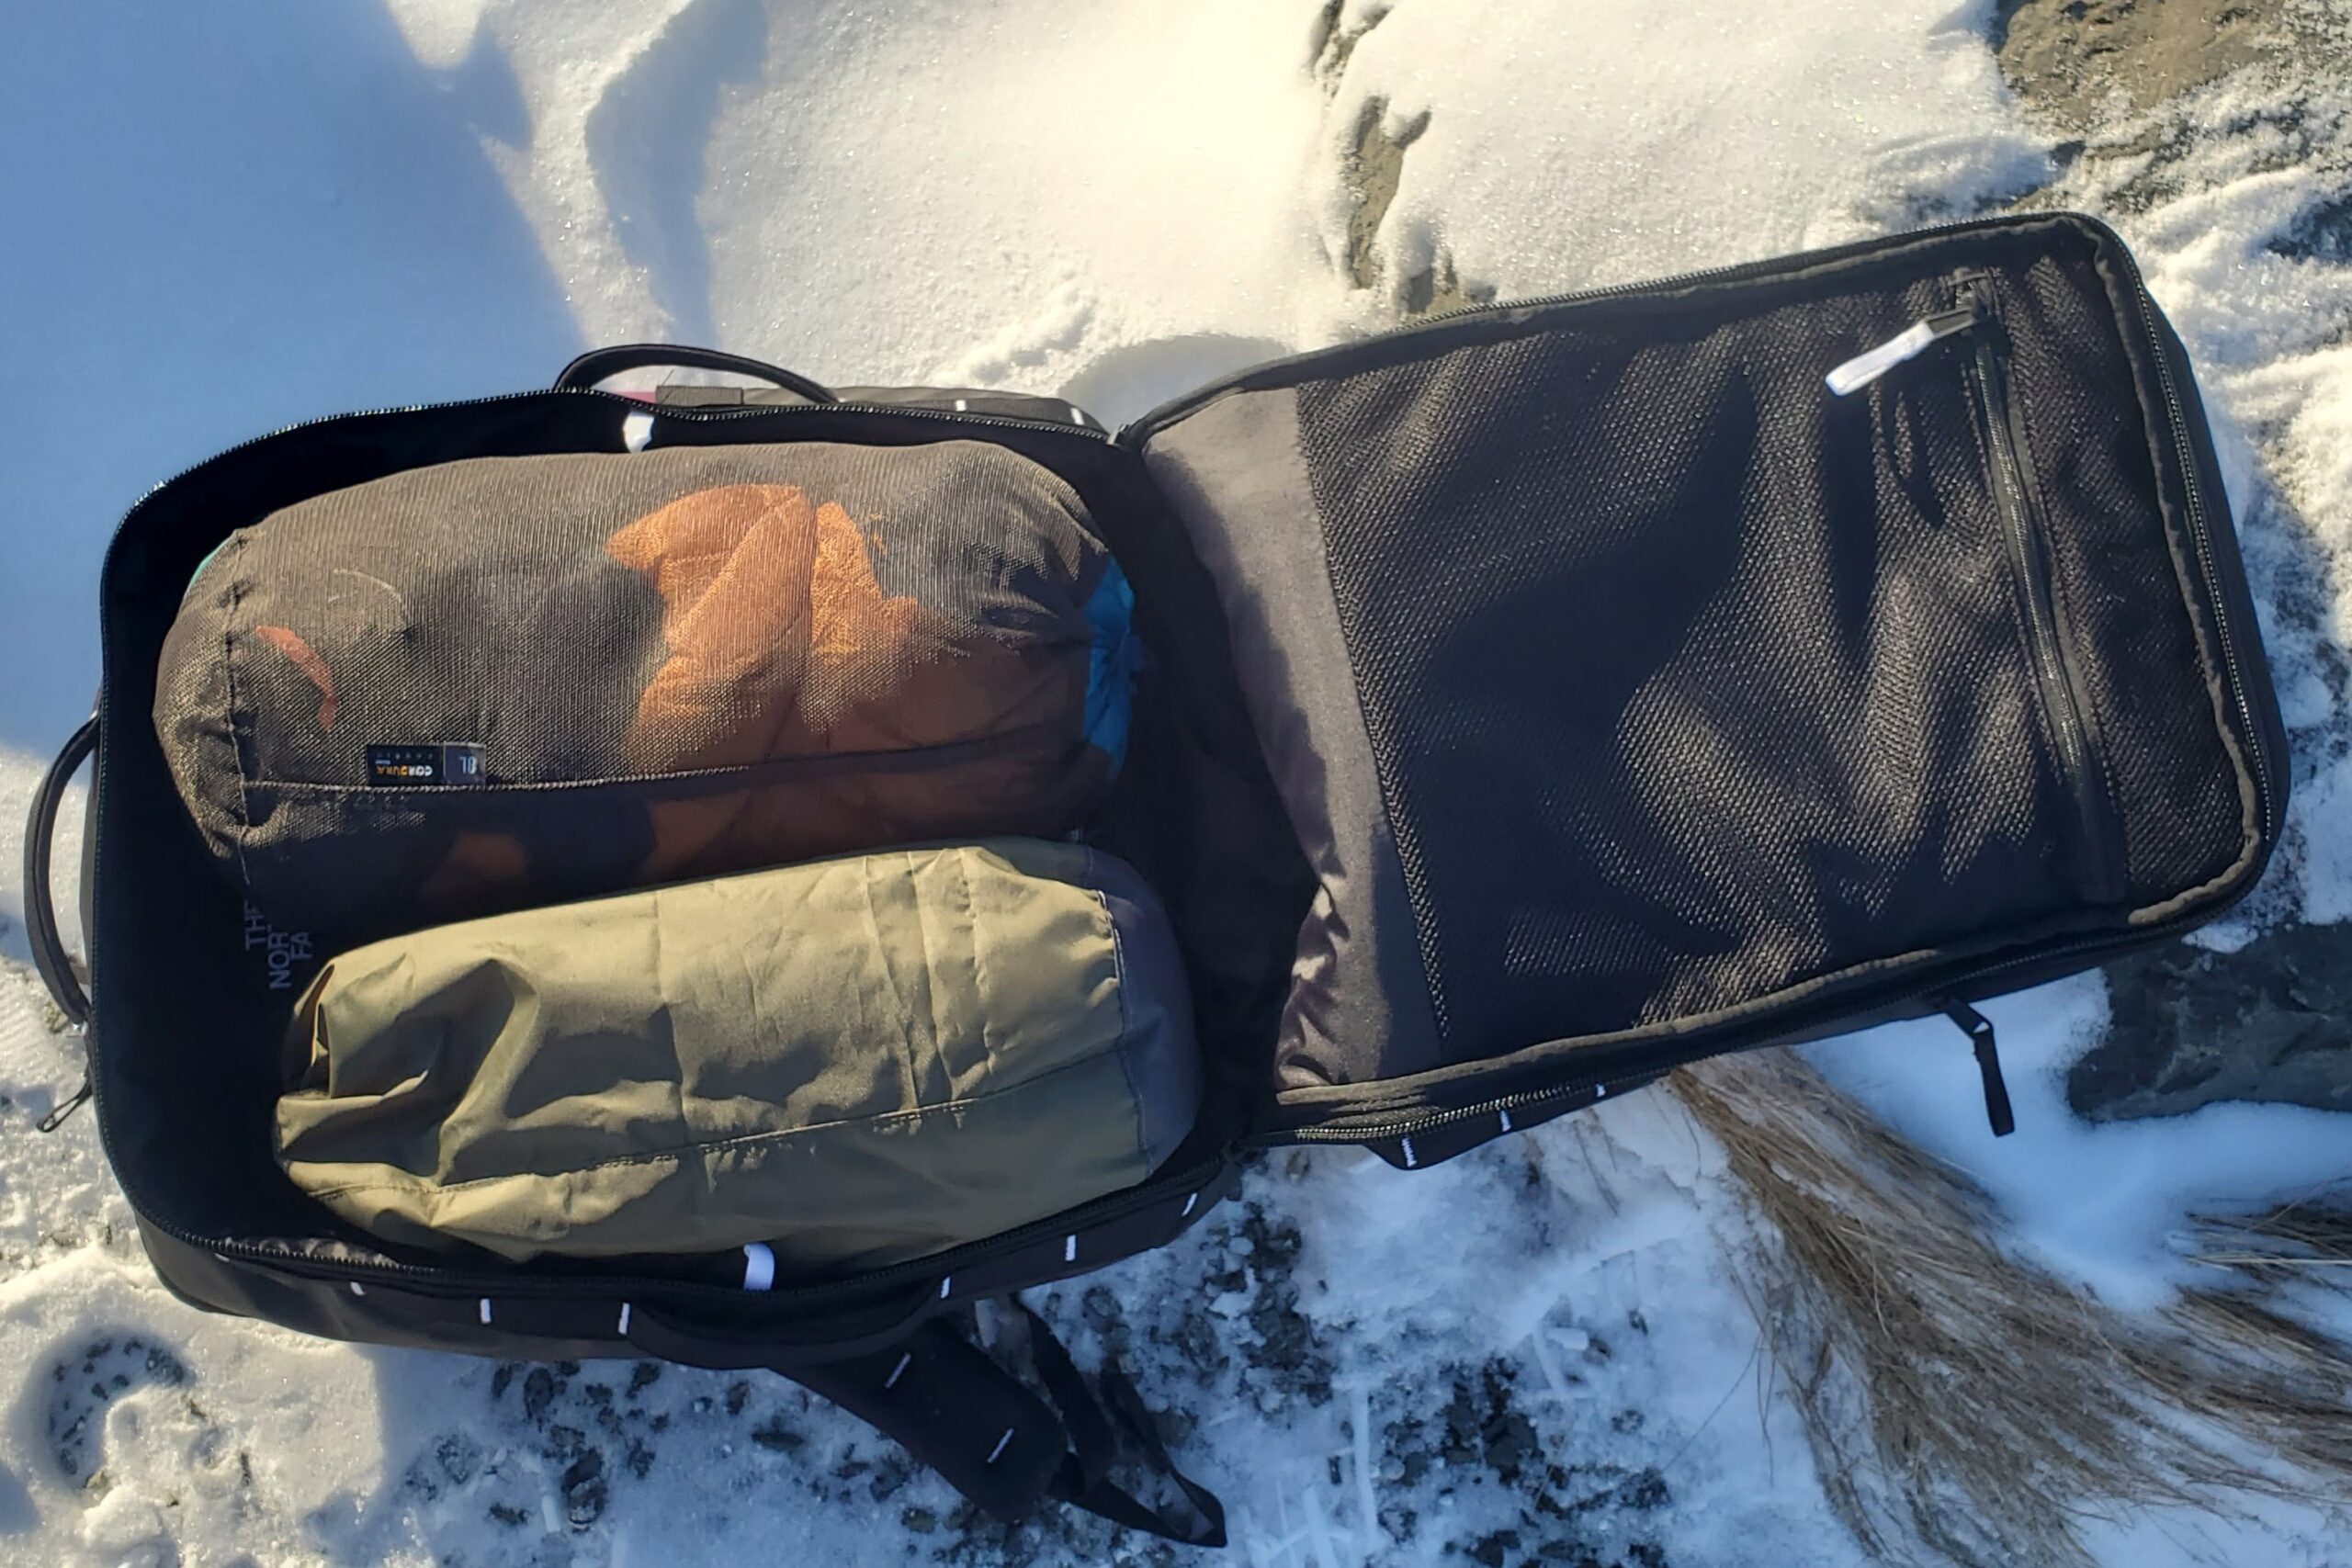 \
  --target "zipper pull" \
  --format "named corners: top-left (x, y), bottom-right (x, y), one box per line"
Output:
top-left (1940, 1000), bottom-right (2016, 1138)
top-left (1825, 303), bottom-right (1981, 396)
top-left (36, 1073), bottom-right (93, 1134)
